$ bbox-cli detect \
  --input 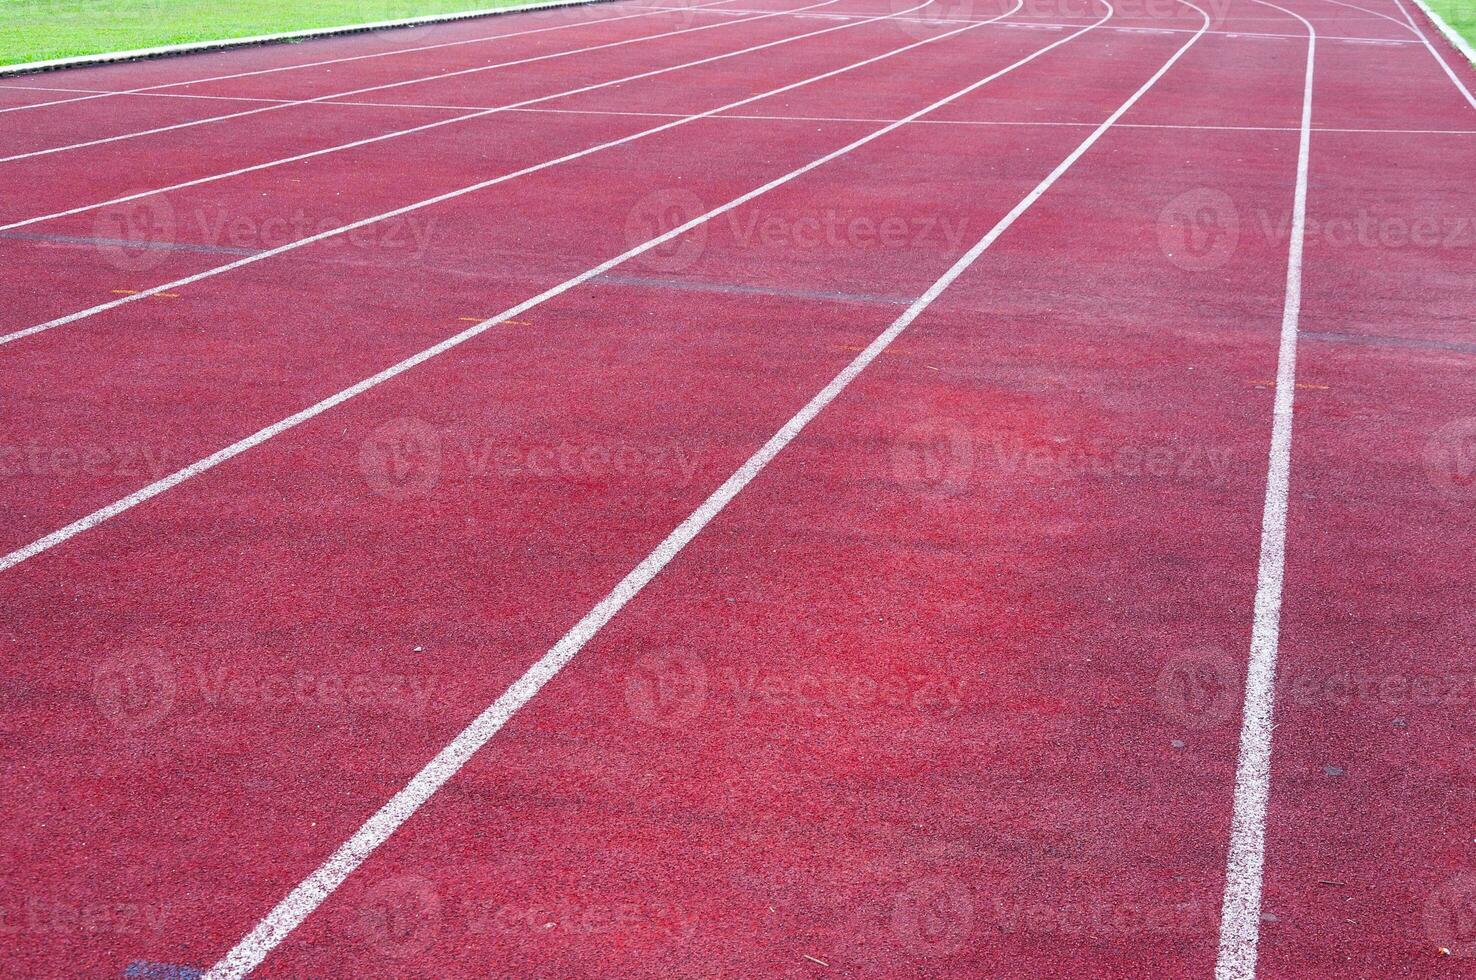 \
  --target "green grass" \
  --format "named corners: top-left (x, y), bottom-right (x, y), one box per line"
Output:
top-left (1425, 0), bottom-right (1476, 51)
top-left (0, 0), bottom-right (542, 66)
